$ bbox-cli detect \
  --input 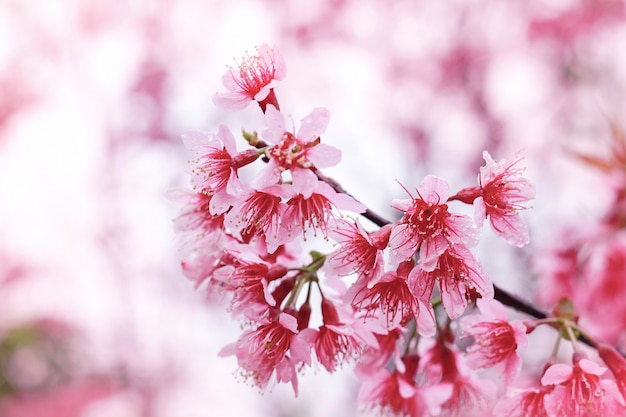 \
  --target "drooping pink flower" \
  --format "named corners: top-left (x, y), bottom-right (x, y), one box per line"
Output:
top-left (420, 330), bottom-right (498, 416)
top-left (597, 341), bottom-right (626, 400)
top-left (541, 356), bottom-right (625, 417)
top-left (219, 312), bottom-right (312, 395)
top-left (212, 261), bottom-right (288, 320)
top-left (326, 219), bottom-right (391, 280)
top-left (255, 105), bottom-right (341, 194)
top-left (309, 298), bottom-right (364, 373)
top-left (224, 186), bottom-right (285, 252)
top-left (461, 298), bottom-right (527, 384)
top-left (358, 354), bottom-right (453, 417)
top-left (347, 260), bottom-right (436, 335)
top-left (181, 126), bottom-right (256, 213)
top-left (409, 244), bottom-right (492, 319)
top-left (213, 43), bottom-right (286, 111)
top-left (389, 175), bottom-right (478, 267)
top-left (493, 385), bottom-right (553, 417)
top-left (280, 180), bottom-right (366, 241)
